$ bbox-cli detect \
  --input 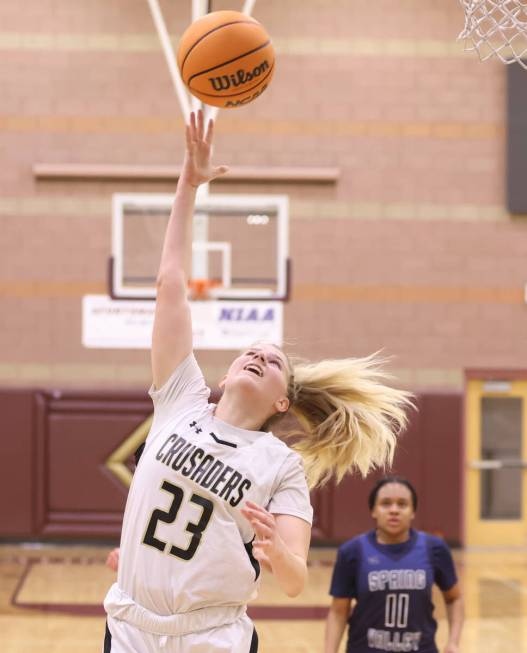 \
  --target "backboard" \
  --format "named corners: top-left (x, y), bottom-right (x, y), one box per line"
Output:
top-left (109, 190), bottom-right (290, 301)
